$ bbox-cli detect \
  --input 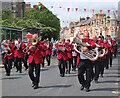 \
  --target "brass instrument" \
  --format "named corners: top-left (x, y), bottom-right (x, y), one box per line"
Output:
top-left (16, 43), bottom-right (21, 50)
top-left (23, 38), bottom-right (38, 53)
top-left (4, 44), bottom-right (12, 56)
top-left (31, 38), bottom-right (38, 45)
top-left (73, 37), bottom-right (99, 61)
top-left (95, 43), bottom-right (105, 57)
